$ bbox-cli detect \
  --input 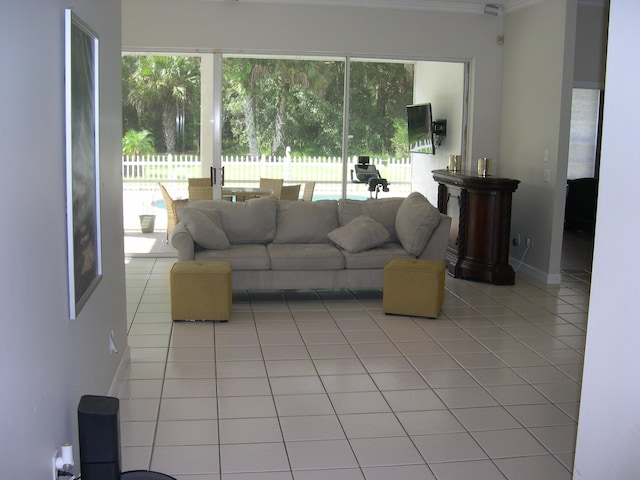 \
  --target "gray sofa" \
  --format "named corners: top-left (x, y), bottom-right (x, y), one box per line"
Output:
top-left (170, 192), bottom-right (451, 291)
